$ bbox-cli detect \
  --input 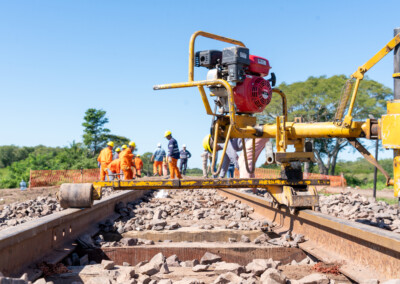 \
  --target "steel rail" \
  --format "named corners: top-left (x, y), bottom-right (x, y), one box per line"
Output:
top-left (218, 188), bottom-right (400, 282)
top-left (0, 189), bottom-right (148, 278)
